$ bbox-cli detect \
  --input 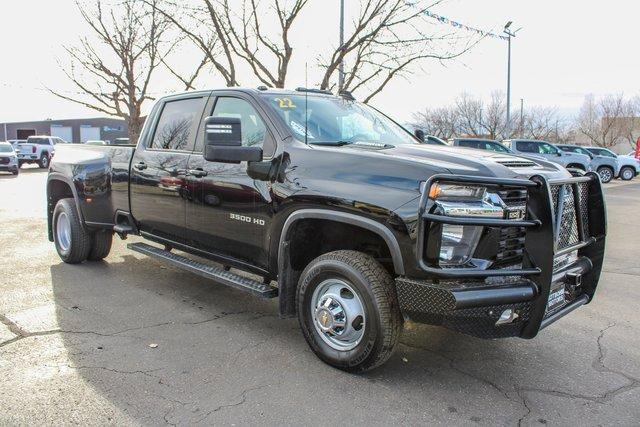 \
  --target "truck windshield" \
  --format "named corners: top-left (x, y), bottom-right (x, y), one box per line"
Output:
top-left (264, 94), bottom-right (416, 146)
top-left (0, 145), bottom-right (13, 153)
